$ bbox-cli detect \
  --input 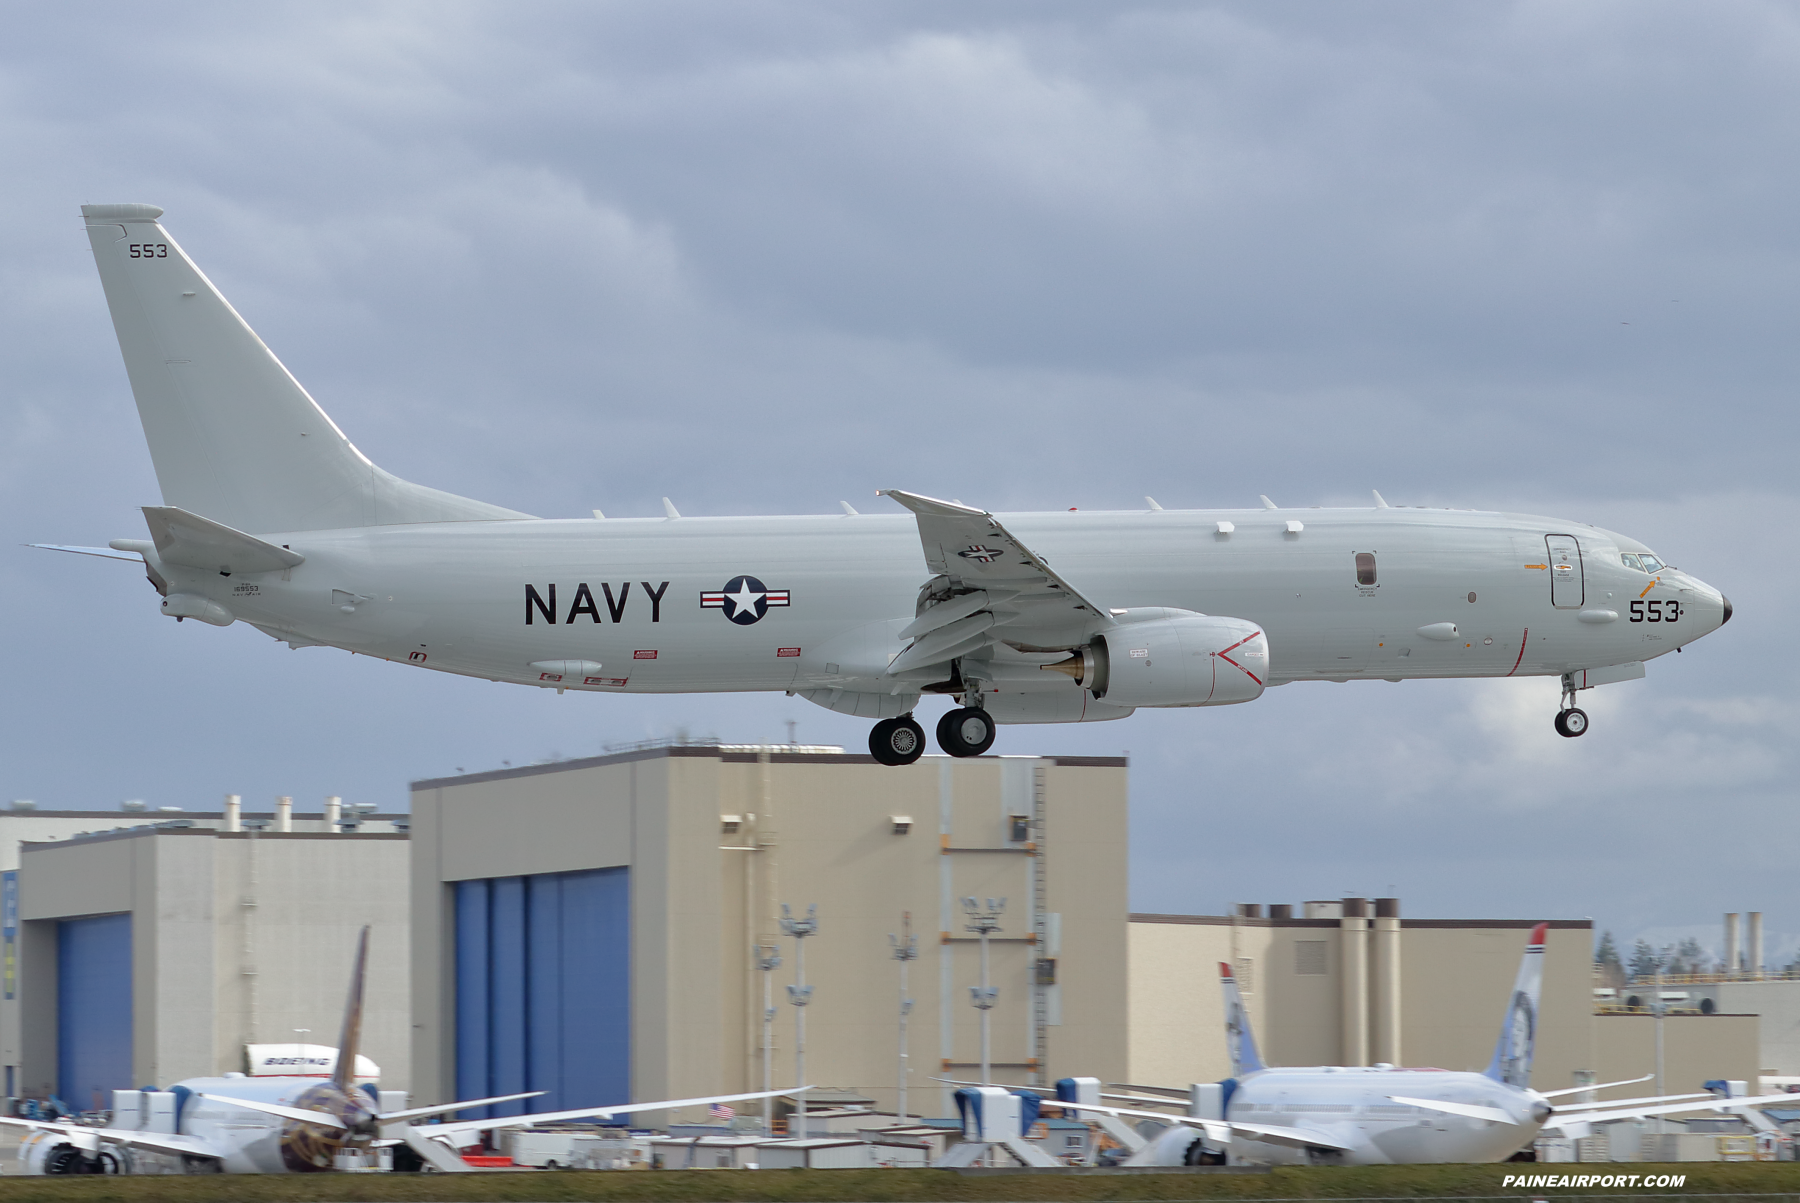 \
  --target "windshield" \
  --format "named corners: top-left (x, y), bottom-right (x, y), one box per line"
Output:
top-left (1621, 552), bottom-right (1665, 573)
